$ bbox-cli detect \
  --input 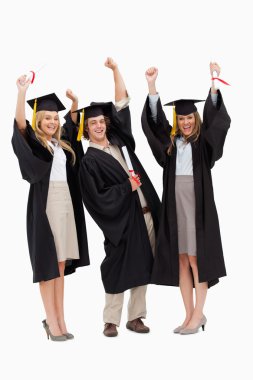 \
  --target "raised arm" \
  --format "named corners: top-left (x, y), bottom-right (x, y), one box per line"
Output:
top-left (146, 67), bottom-right (158, 95)
top-left (62, 89), bottom-right (84, 161)
top-left (202, 63), bottom-right (231, 167)
top-left (15, 75), bottom-right (31, 134)
top-left (142, 66), bottom-right (171, 167)
top-left (210, 62), bottom-right (220, 95)
top-left (66, 89), bottom-right (78, 124)
top-left (145, 67), bottom-right (159, 122)
top-left (104, 57), bottom-right (128, 102)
